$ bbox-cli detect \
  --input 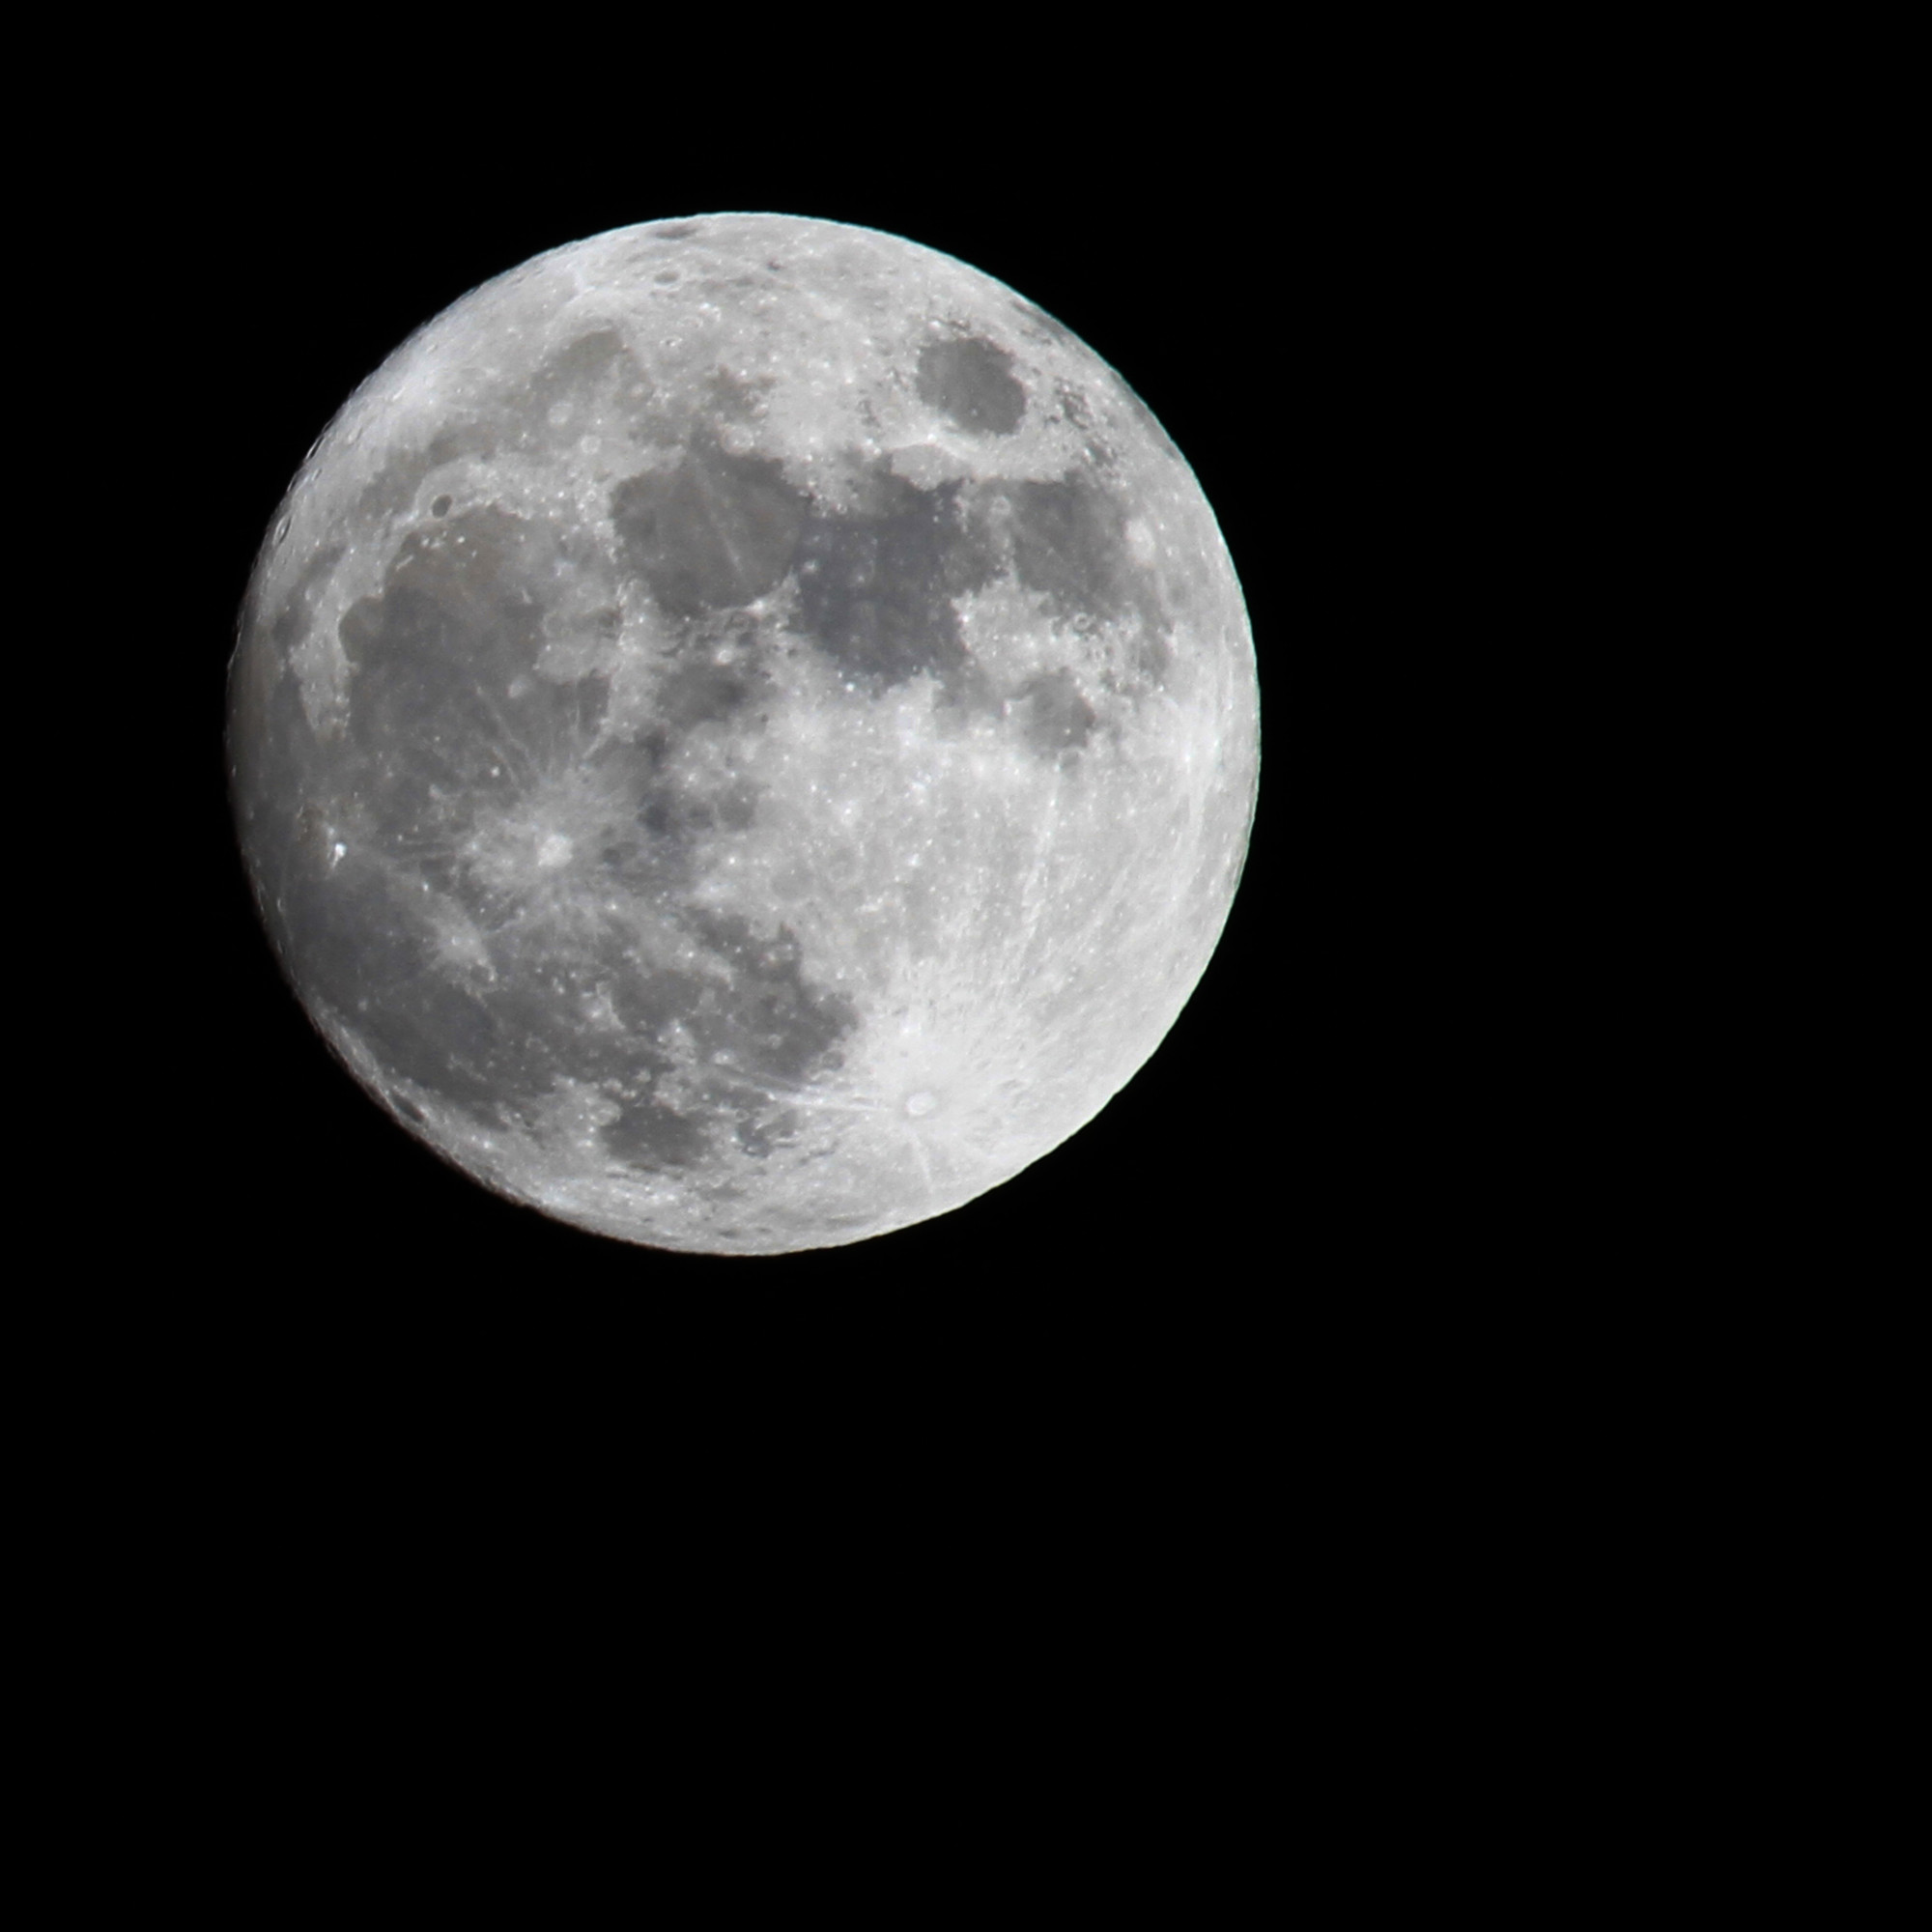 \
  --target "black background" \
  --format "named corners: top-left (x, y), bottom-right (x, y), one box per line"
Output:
top-left (41, 66), bottom-right (1703, 1832)
top-left (33, 63), bottom-right (1763, 1859)
top-left (19, 54), bottom-right (1762, 1878)
top-left (161, 158), bottom-right (1305, 1299)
